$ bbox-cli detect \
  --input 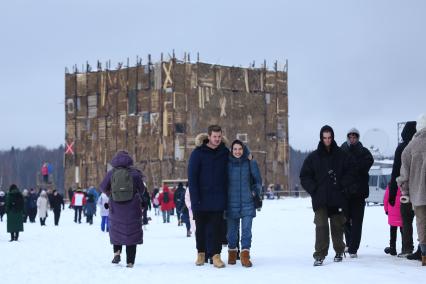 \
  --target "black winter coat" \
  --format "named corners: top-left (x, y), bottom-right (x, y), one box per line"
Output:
top-left (188, 142), bottom-right (229, 212)
top-left (174, 185), bottom-right (186, 211)
top-left (300, 140), bottom-right (355, 212)
top-left (51, 194), bottom-right (64, 211)
top-left (340, 141), bottom-right (374, 199)
top-left (389, 121), bottom-right (417, 202)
